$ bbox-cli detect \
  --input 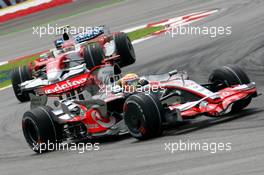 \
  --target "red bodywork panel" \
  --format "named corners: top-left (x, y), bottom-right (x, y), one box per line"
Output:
top-left (39, 64), bottom-right (106, 95)
top-left (64, 105), bottom-right (117, 134)
top-left (41, 73), bottom-right (89, 95)
top-left (168, 86), bottom-right (257, 119)
top-left (30, 32), bottom-right (119, 72)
